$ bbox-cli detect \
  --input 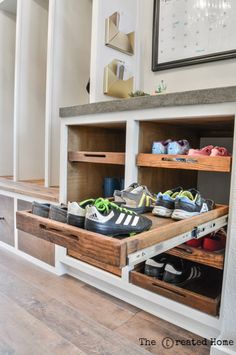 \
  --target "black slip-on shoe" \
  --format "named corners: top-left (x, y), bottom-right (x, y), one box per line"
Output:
top-left (32, 201), bottom-right (51, 218)
top-left (49, 204), bottom-right (68, 223)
